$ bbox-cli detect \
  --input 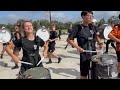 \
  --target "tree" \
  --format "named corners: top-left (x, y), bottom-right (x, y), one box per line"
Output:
top-left (98, 18), bottom-right (106, 27)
